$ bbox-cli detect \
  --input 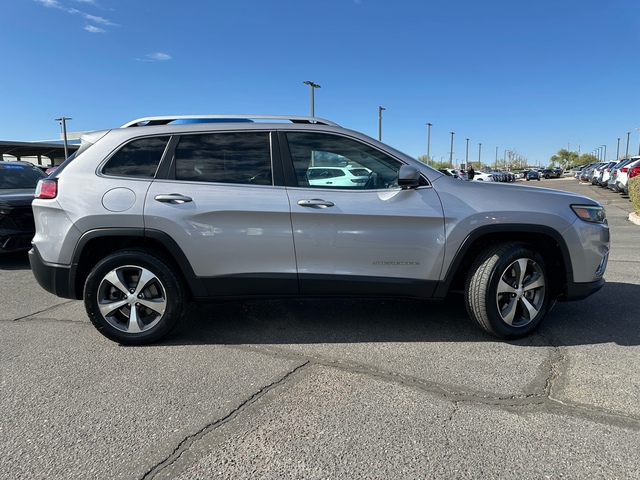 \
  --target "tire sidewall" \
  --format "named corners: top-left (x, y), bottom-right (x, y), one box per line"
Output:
top-left (84, 250), bottom-right (185, 345)
top-left (484, 246), bottom-right (549, 338)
